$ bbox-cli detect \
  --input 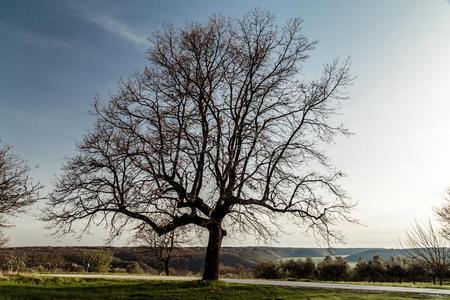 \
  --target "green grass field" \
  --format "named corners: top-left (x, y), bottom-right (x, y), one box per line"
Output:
top-left (0, 275), bottom-right (448, 300)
